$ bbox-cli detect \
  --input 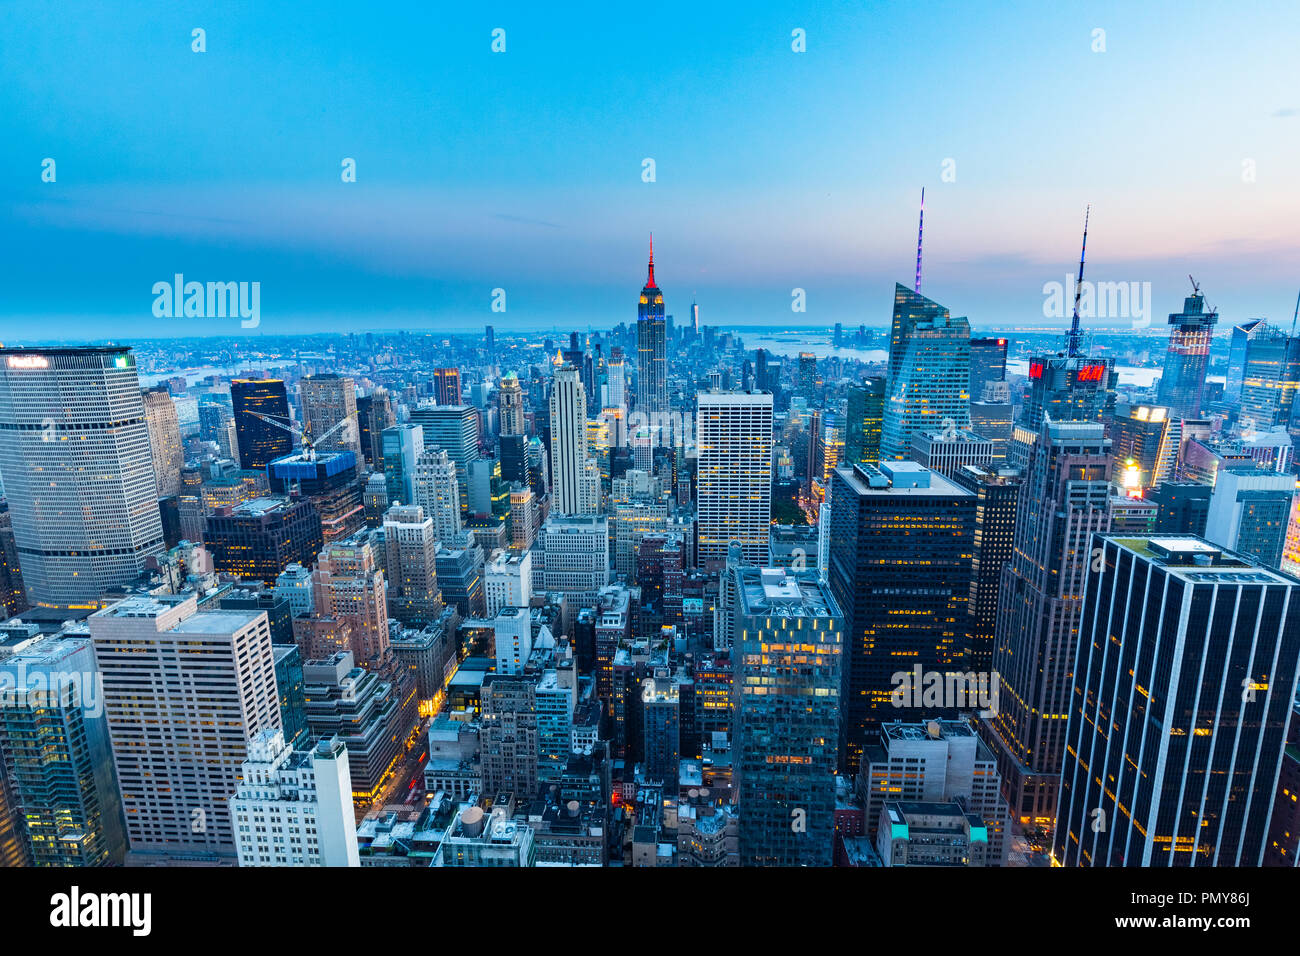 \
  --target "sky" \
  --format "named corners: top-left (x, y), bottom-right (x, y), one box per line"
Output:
top-left (2, 0), bottom-right (1299, 341)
